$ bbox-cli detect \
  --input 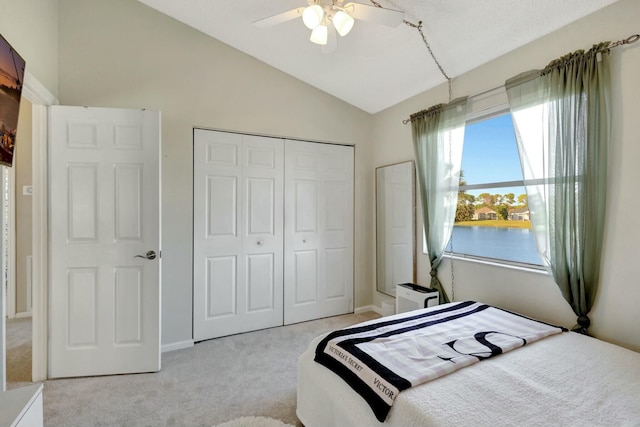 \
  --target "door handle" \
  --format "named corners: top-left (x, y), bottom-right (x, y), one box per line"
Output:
top-left (134, 250), bottom-right (157, 260)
